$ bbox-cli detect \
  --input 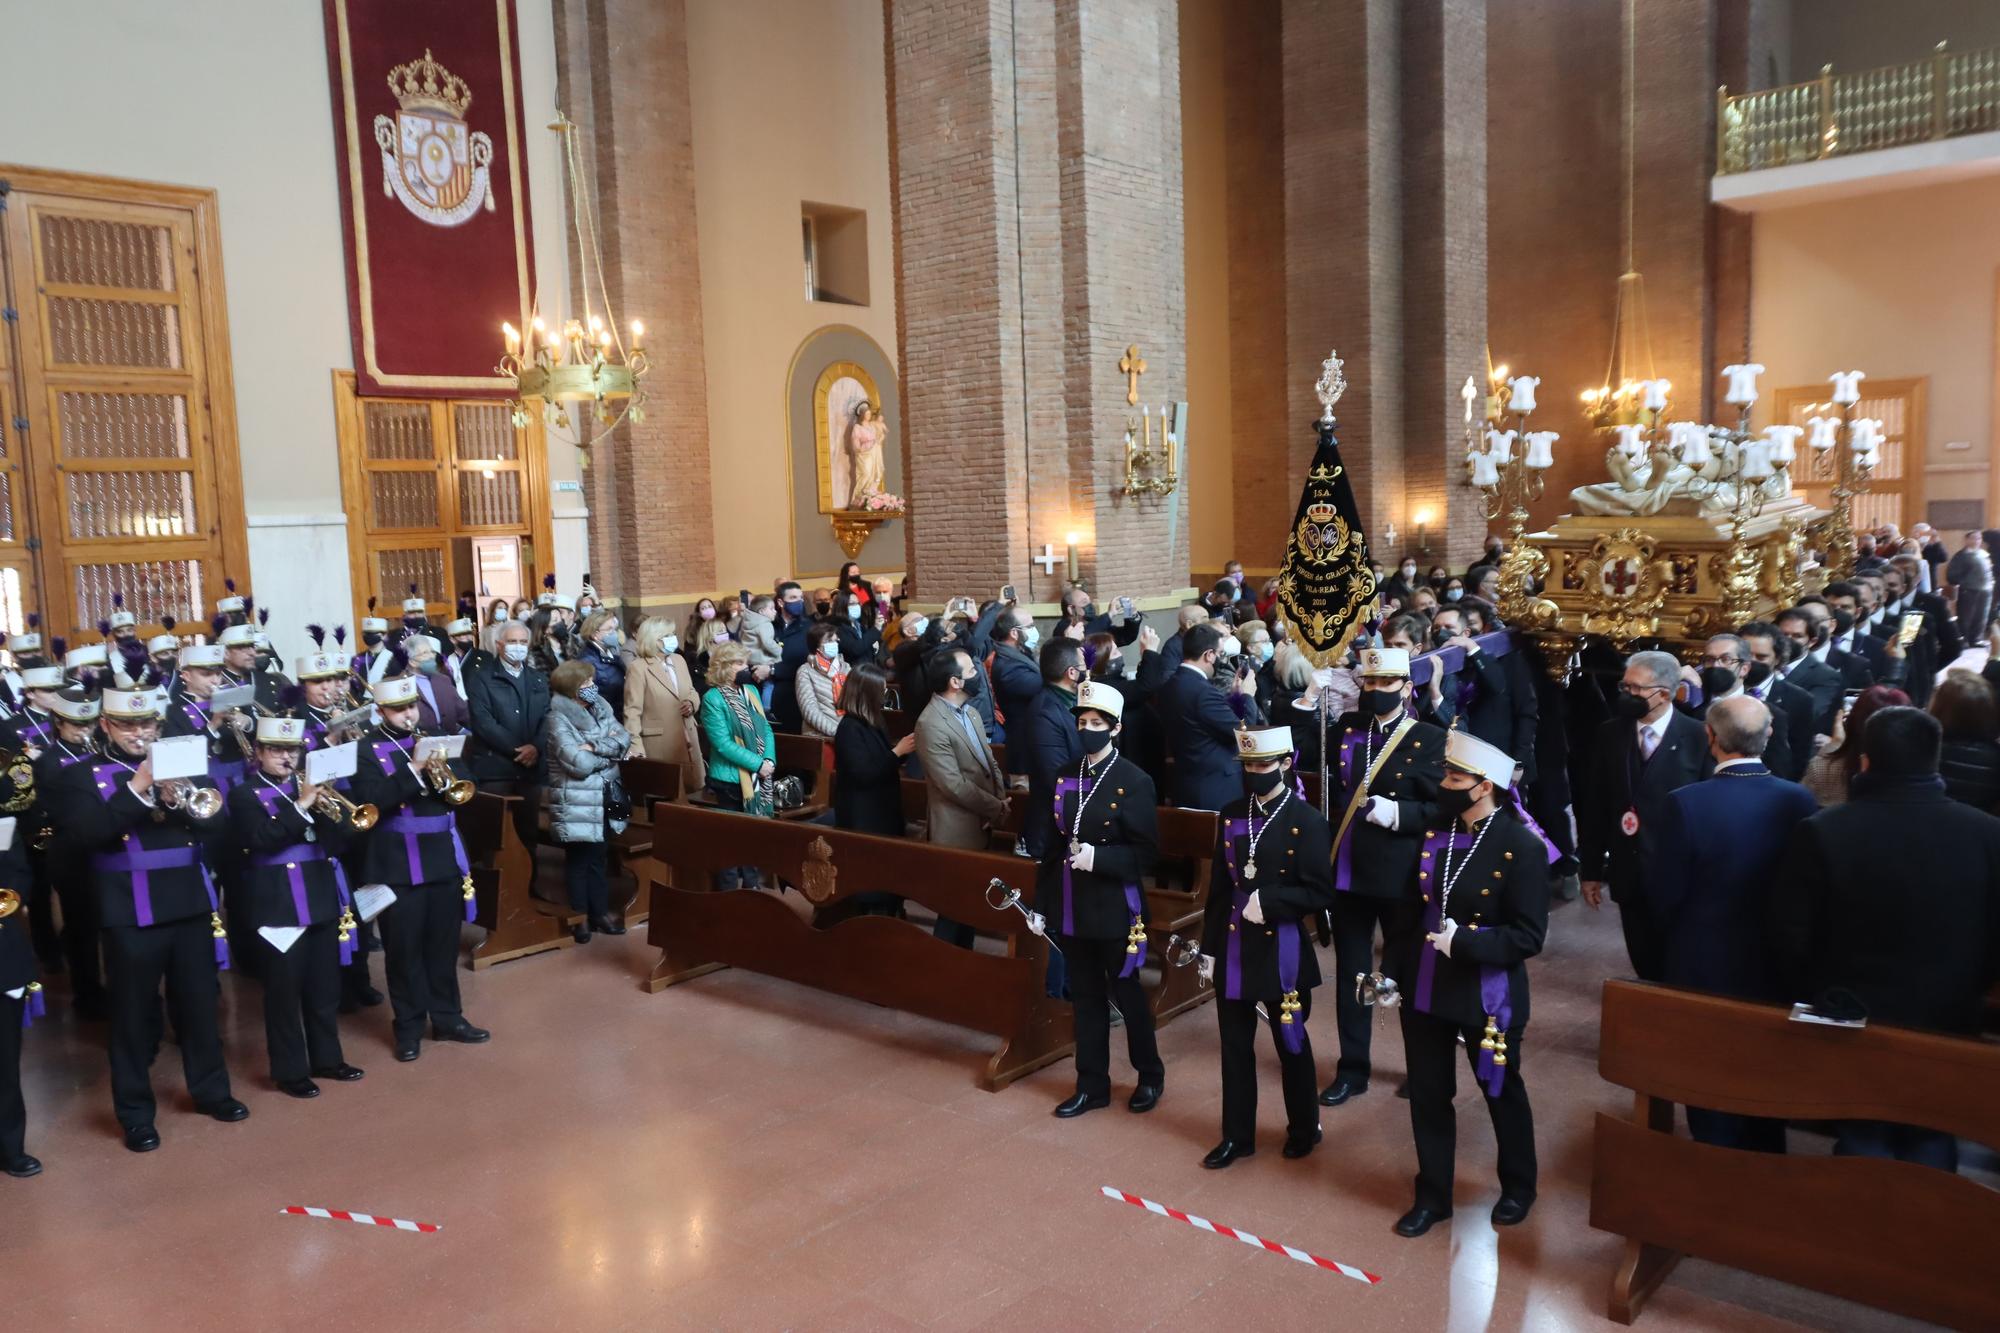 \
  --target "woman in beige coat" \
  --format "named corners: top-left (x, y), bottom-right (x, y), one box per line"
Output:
top-left (622, 616), bottom-right (707, 794)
